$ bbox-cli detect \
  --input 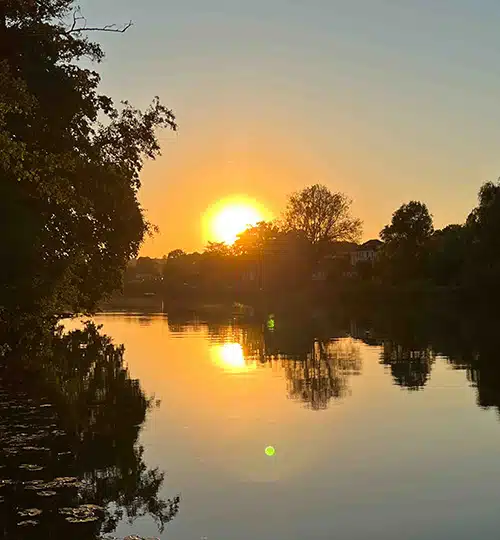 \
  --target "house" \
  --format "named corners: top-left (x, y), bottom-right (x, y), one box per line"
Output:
top-left (349, 239), bottom-right (383, 266)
